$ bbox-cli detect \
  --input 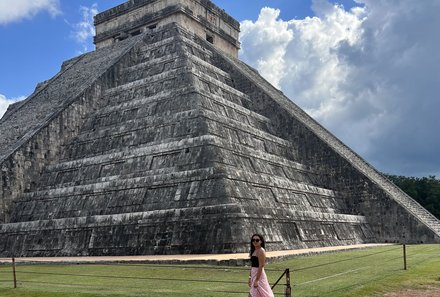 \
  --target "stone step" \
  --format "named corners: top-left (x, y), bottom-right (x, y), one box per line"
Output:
top-left (119, 48), bottom-right (234, 90)
top-left (128, 35), bottom-right (183, 67)
top-left (17, 130), bottom-right (334, 201)
top-left (192, 66), bottom-right (251, 104)
top-left (41, 135), bottom-right (315, 192)
top-left (115, 32), bottom-right (222, 84)
top-left (123, 33), bottom-right (215, 73)
top-left (103, 67), bottom-right (193, 106)
top-left (81, 89), bottom-right (196, 131)
top-left (119, 53), bottom-right (186, 85)
top-left (91, 89), bottom-right (186, 117)
top-left (200, 106), bottom-right (295, 157)
top-left (61, 121), bottom-right (202, 161)
top-left (12, 193), bottom-right (352, 224)
top-left (86, 75), bottom-right (251, 134)
top-left (42, 146), bottom-right (208, 190)
top-left (50, 132), bottom-right (307, 174)
top-left (10, 172), bottom-right (226, 222)
top-left (102, 64), bottom-right (249, 109)
top-left (58, 130), bottom-right (306, 187)
top-left (5, 204), bottom-right (367, 237)
top-left (83, 86), bottom-right (254, 135)
top-left (119, 33), bottom-right (244, 101)
top-left (20, 167), bottom-right (218, 201)
top-left (74, 109), bottom-right (199, 143)
top-left (40, 163), bottom-right (202, 191)
top-left (208, 138), bottom-right (317, 182)
top-left (396, 202), bottom-right (440, 235)
top-left (74, 105), bottom-right (291, 161)
top-left (187, 54), bottom-right (234, 88)
top-left (50, 135), bottom-right (214, 172)
top-left (179, 33), bottom-right (215, 62)
top-left (218, 164), bottom-right (338, 198)
top-left (12, 165), bottom-right (350, 223)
